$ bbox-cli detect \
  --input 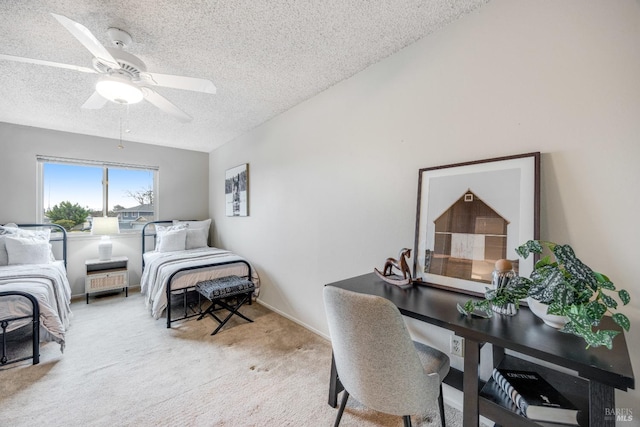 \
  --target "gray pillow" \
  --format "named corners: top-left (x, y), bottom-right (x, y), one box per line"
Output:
top-left (5, 235), bottom-right (52, 265)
